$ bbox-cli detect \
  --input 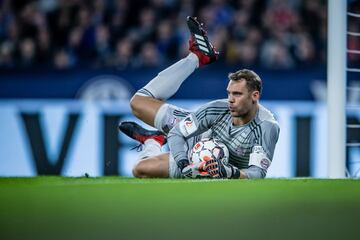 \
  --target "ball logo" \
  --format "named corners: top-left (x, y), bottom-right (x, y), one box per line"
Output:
top-left (202, 155), bottom-right (212, 161)
top-left (260, 159), bottom-right (270, 170)
top-left (194, 143), bottom-right (201, 151)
